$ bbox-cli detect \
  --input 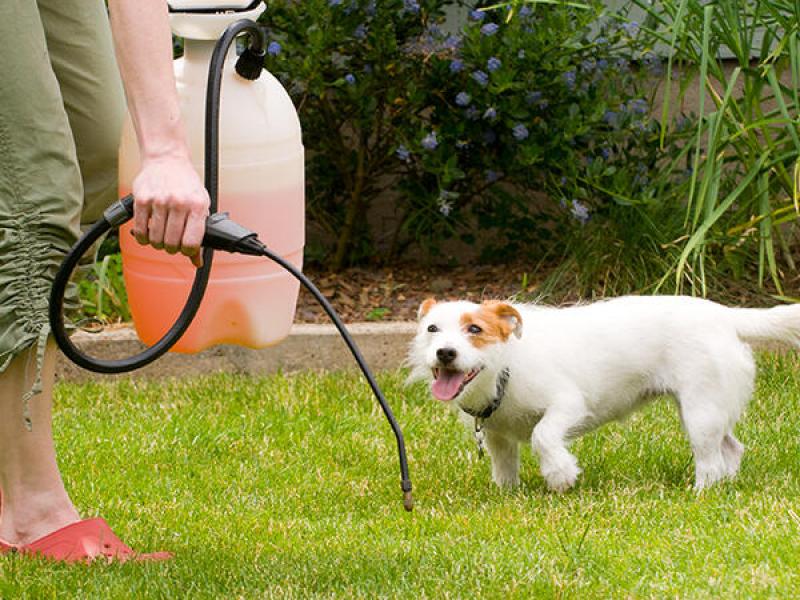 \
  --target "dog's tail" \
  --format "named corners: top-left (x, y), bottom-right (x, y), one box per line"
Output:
top-left (730, 304), bottom-right (800, 348)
